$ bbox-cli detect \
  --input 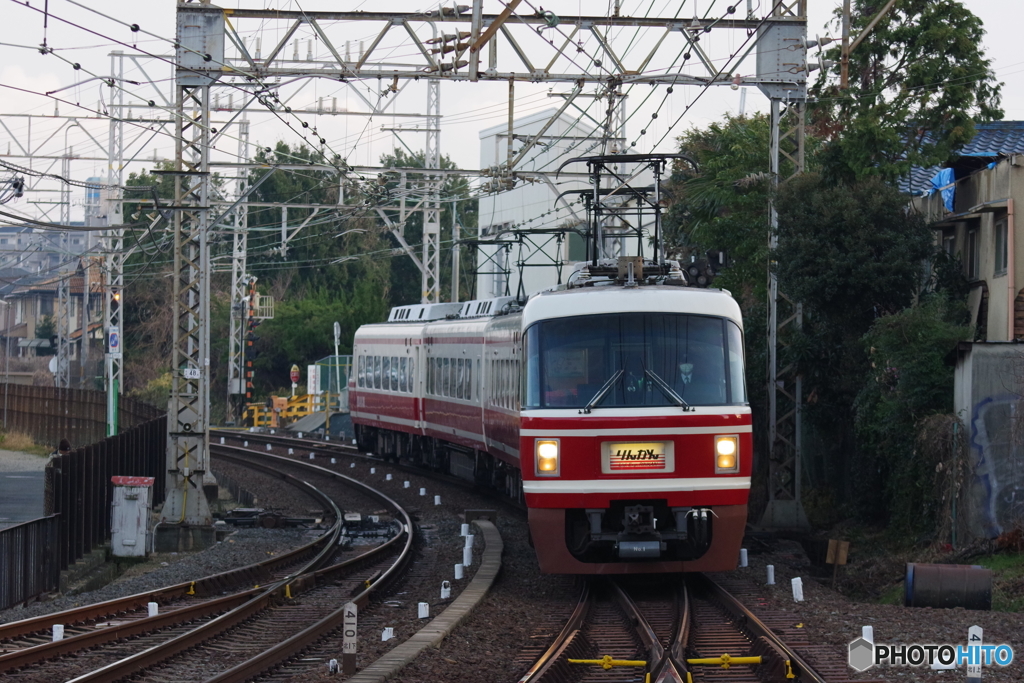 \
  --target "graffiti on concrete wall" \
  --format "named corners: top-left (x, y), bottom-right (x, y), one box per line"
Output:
top-left (968, 394), bottom-right (1024, 538)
